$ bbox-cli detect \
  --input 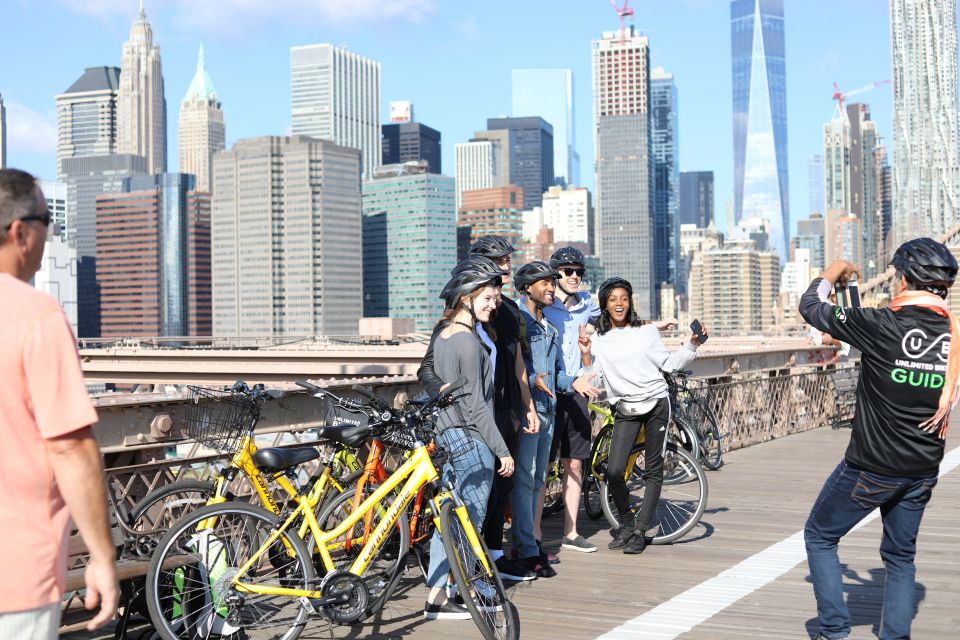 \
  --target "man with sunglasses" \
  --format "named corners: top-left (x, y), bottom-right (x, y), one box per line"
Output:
top-left (542, 247), bottom-right (602, 553)
top-left (0, 169), bottom-right (117, 637)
